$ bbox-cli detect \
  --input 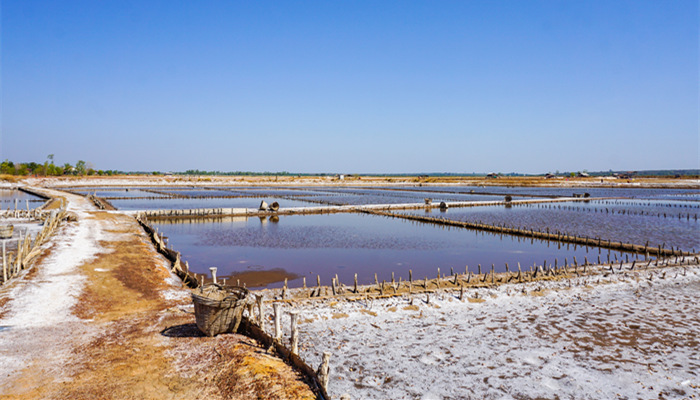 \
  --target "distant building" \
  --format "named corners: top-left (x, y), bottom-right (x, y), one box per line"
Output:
top-left (577, 172), bottom-right (590, 177)
top-left (486, 173), bottom-right (499, 179)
